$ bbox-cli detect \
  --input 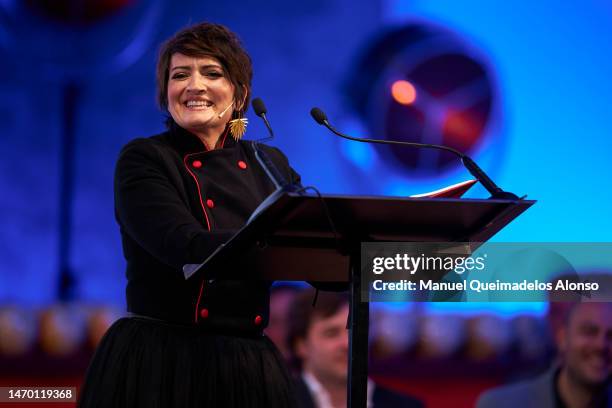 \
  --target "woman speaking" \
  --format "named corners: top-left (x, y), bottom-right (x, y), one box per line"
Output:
top-left (78, 22), bottom-right (300, 407)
